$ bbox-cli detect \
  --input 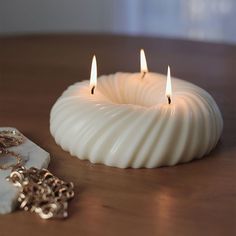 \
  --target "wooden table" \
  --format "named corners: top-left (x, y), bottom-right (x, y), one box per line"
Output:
top-left (0, 34), bottom-right (235, 236)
